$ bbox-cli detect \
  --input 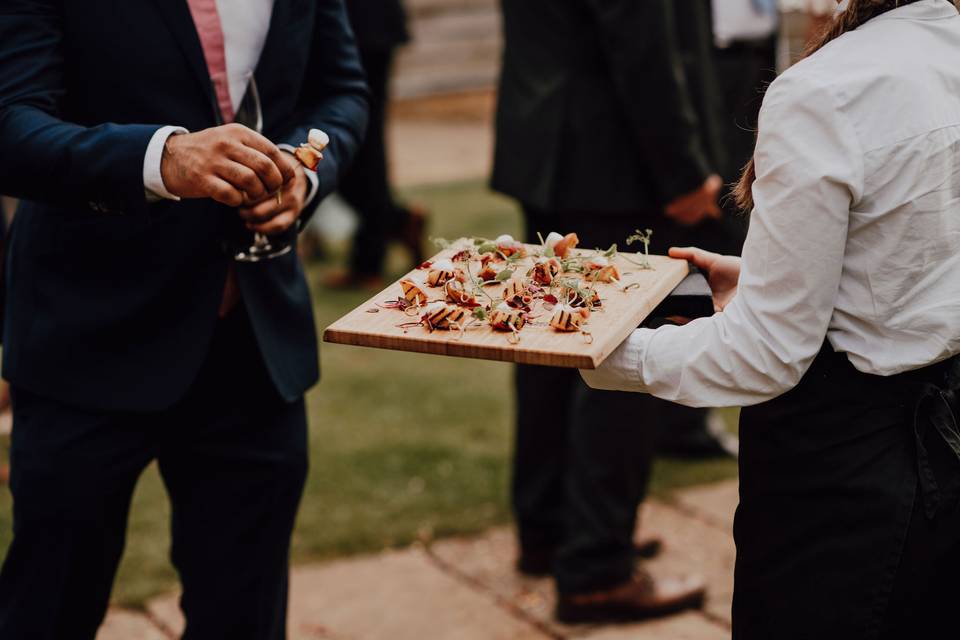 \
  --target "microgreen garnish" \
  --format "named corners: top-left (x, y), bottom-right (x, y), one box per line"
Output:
top-left (625, 229), bottom-right (654, 270)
